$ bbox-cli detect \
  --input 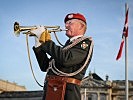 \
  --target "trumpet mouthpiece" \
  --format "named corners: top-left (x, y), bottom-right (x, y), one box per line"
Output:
top-left (61, 29), bottom-right (68, 31)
